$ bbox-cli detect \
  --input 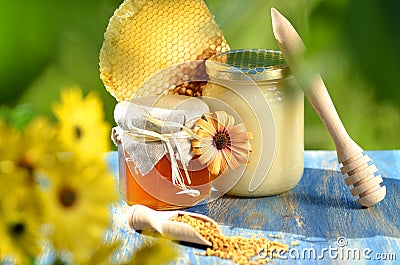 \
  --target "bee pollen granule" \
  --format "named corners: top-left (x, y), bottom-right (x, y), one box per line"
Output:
top-left (174, 214), bottom-right (290, 265)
